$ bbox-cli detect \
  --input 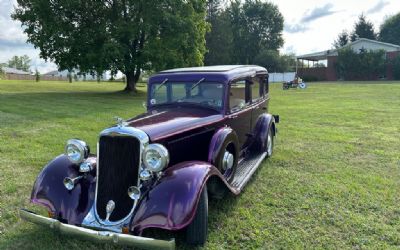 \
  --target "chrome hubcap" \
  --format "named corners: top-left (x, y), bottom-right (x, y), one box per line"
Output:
top-left (267, 133), bottom-right (272, 156)
top-left (222, 151), bottom-right (234, 171)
